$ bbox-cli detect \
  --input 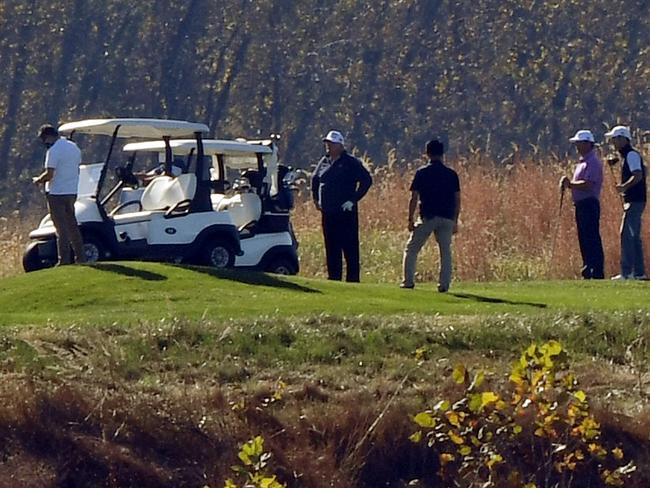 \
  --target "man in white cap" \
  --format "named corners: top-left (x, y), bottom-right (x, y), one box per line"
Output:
top-left (560, 130), bottom-right (604, 279)
top-left (605, 125), bottom-right (646, 280)
top-left (310, 130), bottom-right (372, 282)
